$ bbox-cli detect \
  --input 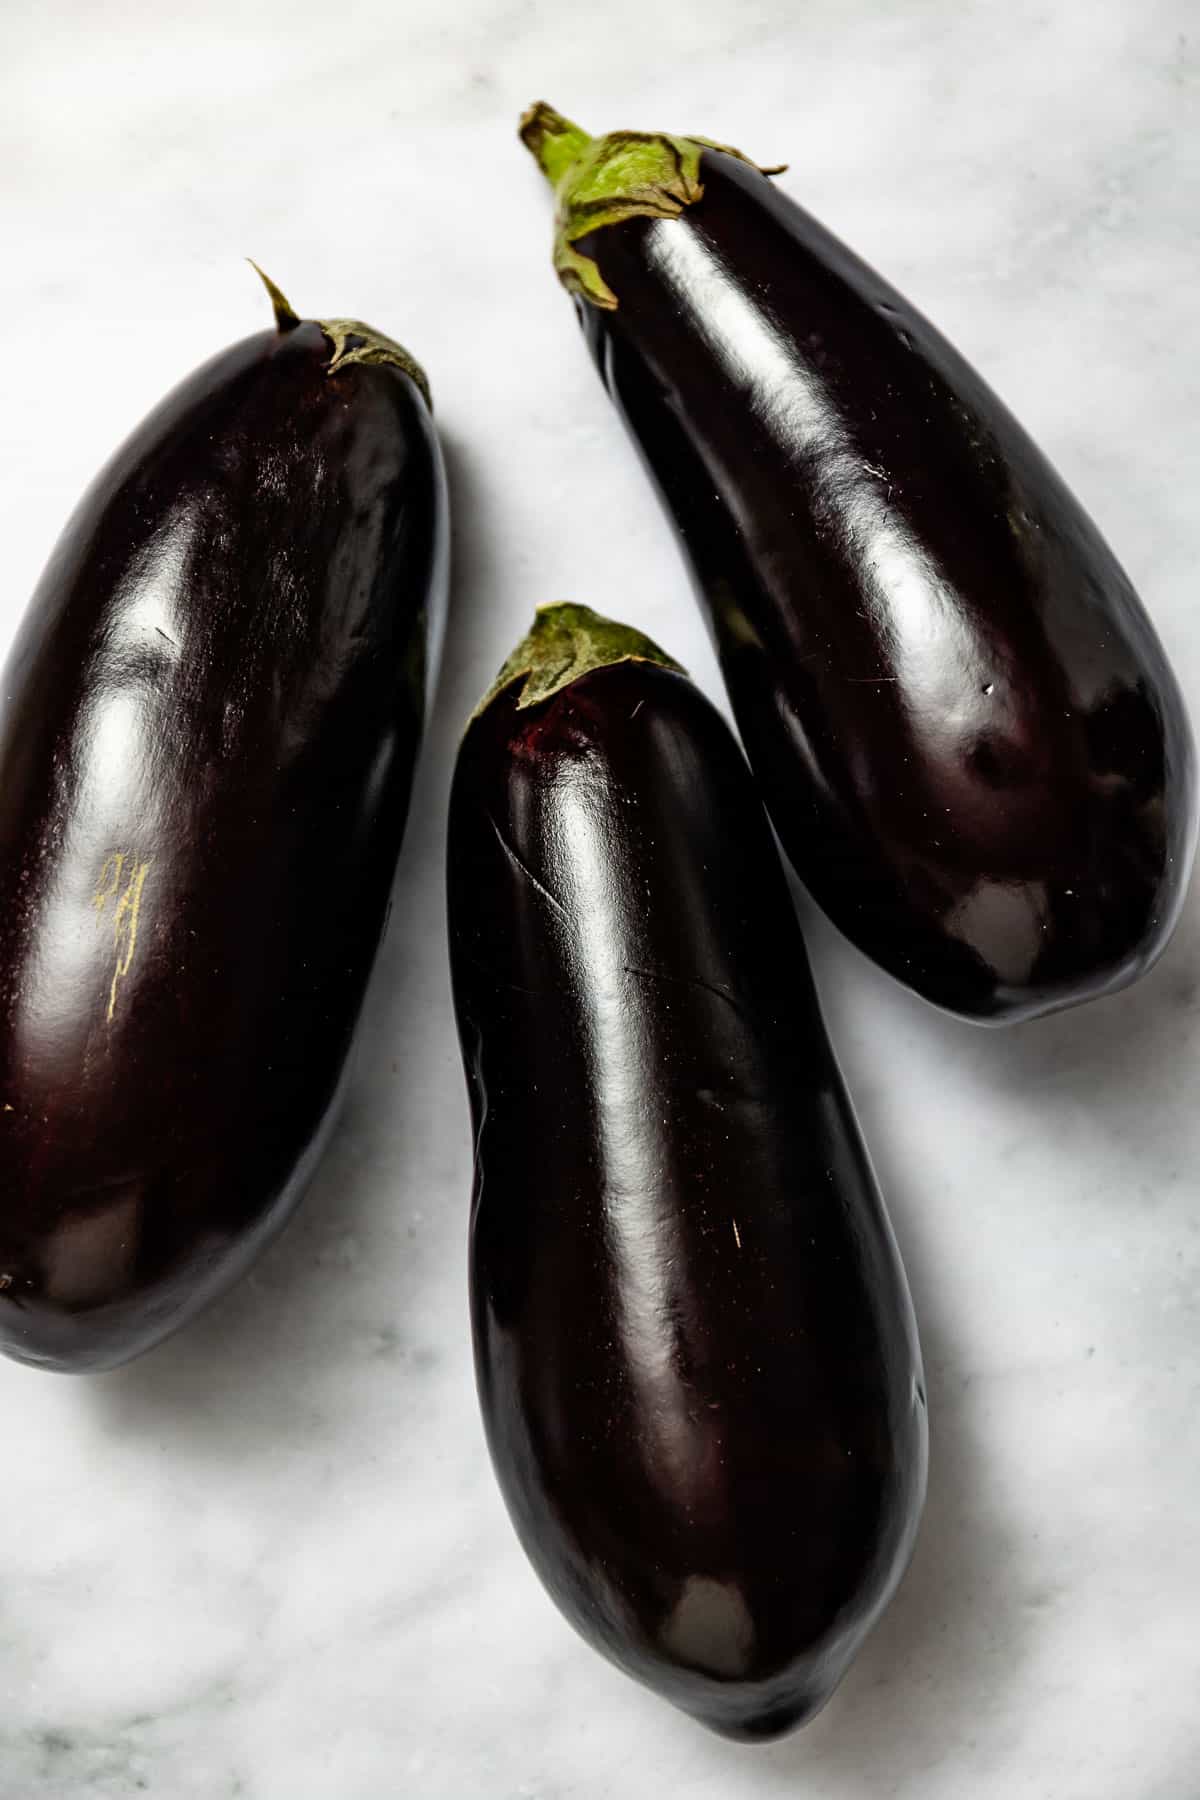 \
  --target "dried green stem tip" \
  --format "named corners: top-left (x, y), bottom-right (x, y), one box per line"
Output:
top-left (518, 101), bottom-right (593, 186)
top-left (248, 259), bottom-right (300, 332)
top-left (517, 99), bottom-right (782, 310)
top-left (245, 262), bottom-right (432, 409)
top-left (473, 602), bottom-right (685, 721)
